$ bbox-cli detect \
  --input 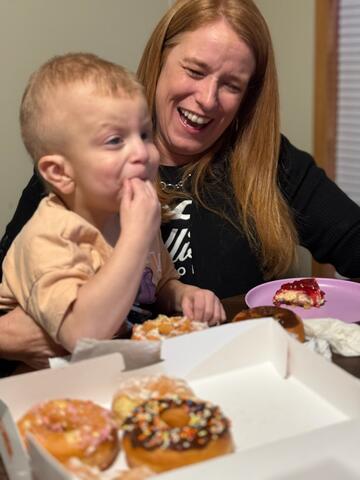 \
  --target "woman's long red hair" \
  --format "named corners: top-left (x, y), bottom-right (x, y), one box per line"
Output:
top-left (137, 0), bottom-right (298, 278)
